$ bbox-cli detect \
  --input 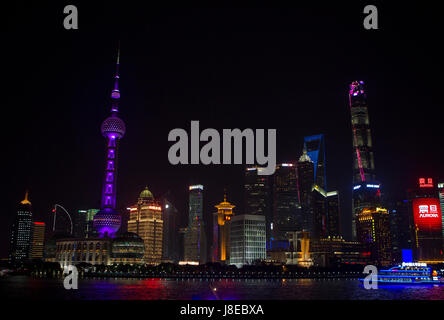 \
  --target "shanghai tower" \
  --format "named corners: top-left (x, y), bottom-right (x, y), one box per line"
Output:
top-left (349, 81), bottom-right (381, 240)
top-left (93, 49), bottom-right (126, 238)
